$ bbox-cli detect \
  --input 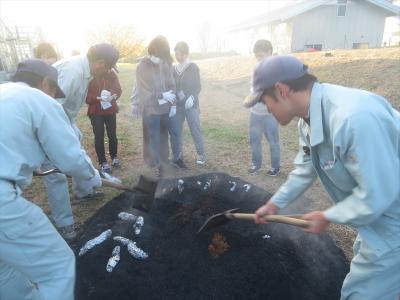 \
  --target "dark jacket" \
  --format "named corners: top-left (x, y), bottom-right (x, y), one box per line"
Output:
top-left (173, 62), bottom-right (201, 108)
top-left (85, 70), bottom-right (121, 116)
top-left (136, 57), bottom-right (176, 116)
